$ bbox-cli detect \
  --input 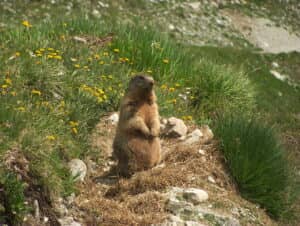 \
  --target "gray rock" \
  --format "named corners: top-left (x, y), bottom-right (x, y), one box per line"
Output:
top-left (58, 217), bottom-right (82, 226)
top-left (164, 117), bottom-right (188, 137)
top-left (108, 112), bottom-right (119, 125)
top-left (183, 188), bottom-right (209, 204)
top-left (184, 129), bottom-right (203, 145)
top-left (68, 159), bottom-right (87, 182)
